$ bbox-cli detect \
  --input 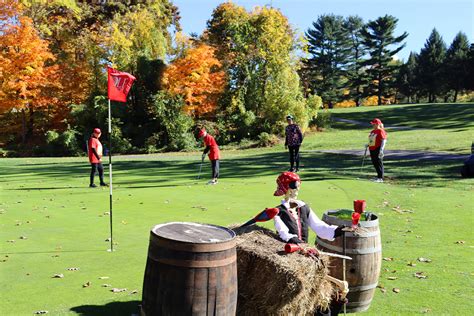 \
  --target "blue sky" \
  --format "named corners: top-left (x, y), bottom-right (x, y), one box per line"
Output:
top-left (173, 0), bottom-right (474, 61)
